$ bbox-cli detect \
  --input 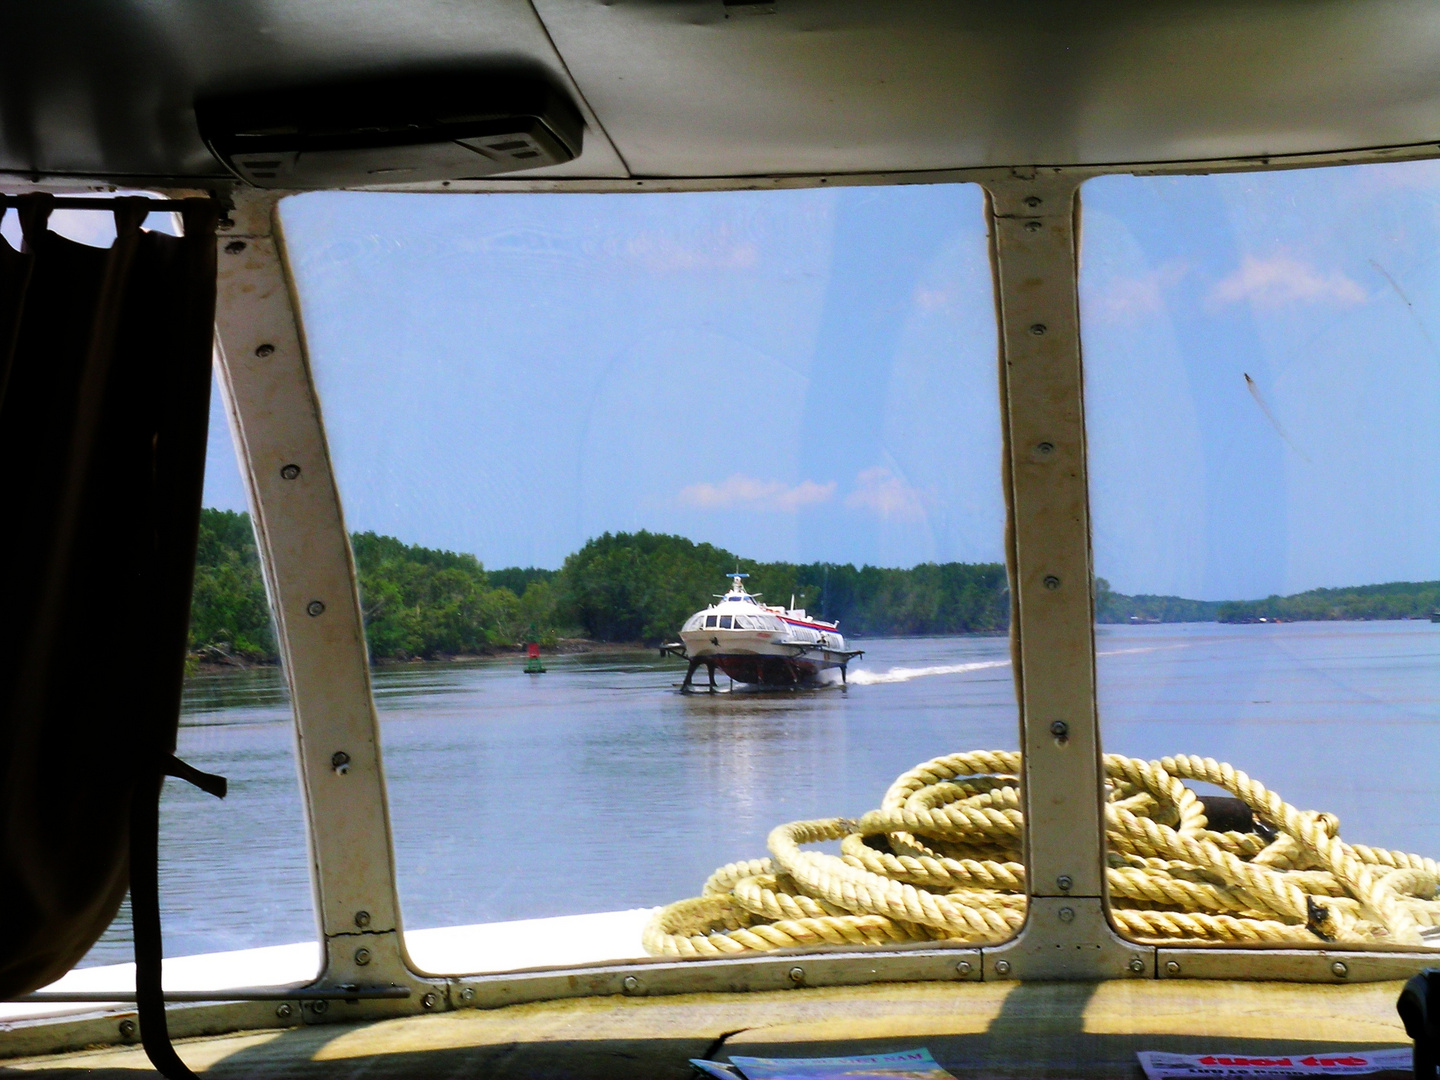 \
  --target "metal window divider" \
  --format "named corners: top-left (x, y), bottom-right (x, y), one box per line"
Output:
top-left (976, 171), bottom-right (1438, 985)
top-left (977, 171), bottom-right (1151, 980)
top-left (211, 189), bottom-right (441, 1015)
